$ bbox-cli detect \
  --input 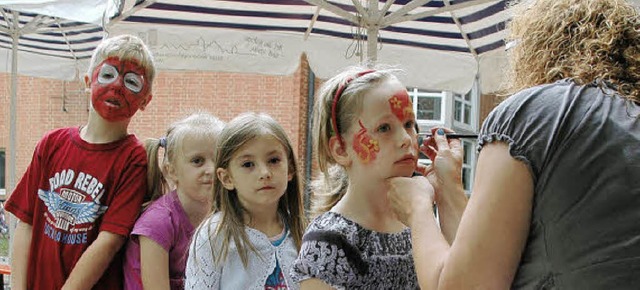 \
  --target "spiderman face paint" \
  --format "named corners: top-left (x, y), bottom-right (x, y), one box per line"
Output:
top-left (90, 57), bottom-right (150, 122)
top-left (352, 120), bottom-right (380, 163)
